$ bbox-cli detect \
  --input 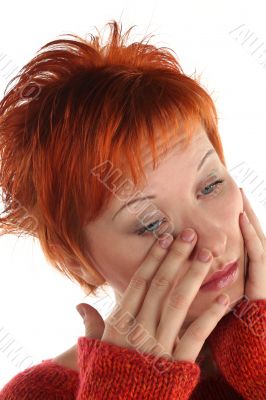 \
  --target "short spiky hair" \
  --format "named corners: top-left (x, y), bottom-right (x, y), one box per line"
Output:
top-left (0, 20), bottom-right (226, 297)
